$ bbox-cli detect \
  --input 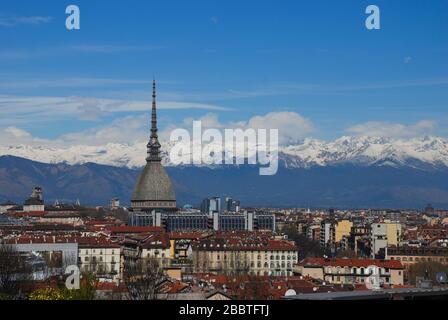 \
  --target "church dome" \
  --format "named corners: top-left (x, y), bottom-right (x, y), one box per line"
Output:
top-left (131, 162), bottom-right (176, 206)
